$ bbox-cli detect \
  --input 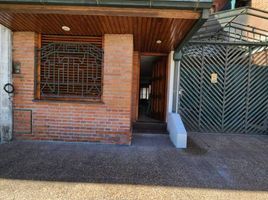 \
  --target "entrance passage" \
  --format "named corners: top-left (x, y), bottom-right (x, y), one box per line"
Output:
top-left (138, 55), bottom-right (167, 122)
